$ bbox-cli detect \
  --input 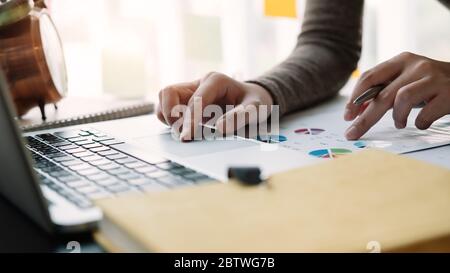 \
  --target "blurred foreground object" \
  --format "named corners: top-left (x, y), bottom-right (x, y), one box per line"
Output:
top-left (0, 0), bottom-right (67, 120)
